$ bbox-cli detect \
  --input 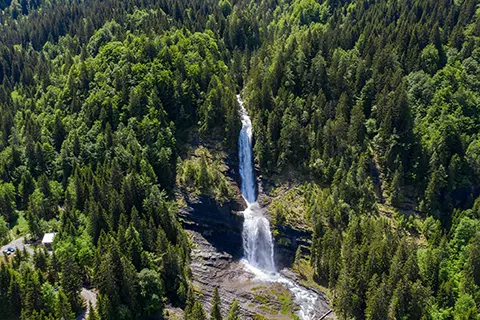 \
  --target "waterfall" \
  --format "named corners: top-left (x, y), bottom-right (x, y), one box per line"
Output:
top-left (238, 95), bottom-right (276, 272)
top-left (238, 99), bottom-right (256, 204)
top-left (237, 94), bottom-right (324, 320)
